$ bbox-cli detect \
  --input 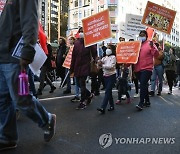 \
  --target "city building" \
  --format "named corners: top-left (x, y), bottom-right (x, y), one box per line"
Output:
top-left (68, 0), bottom-right (180, 46)
top-left (39, 0), bottom-right (63, 42)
